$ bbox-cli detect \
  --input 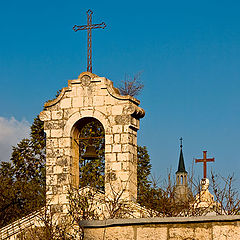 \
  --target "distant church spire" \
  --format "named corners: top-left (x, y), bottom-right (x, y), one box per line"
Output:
top-left (174, 137), bottom-right (189, 202)
top-left (176, 137), bottom-right (187, 174)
